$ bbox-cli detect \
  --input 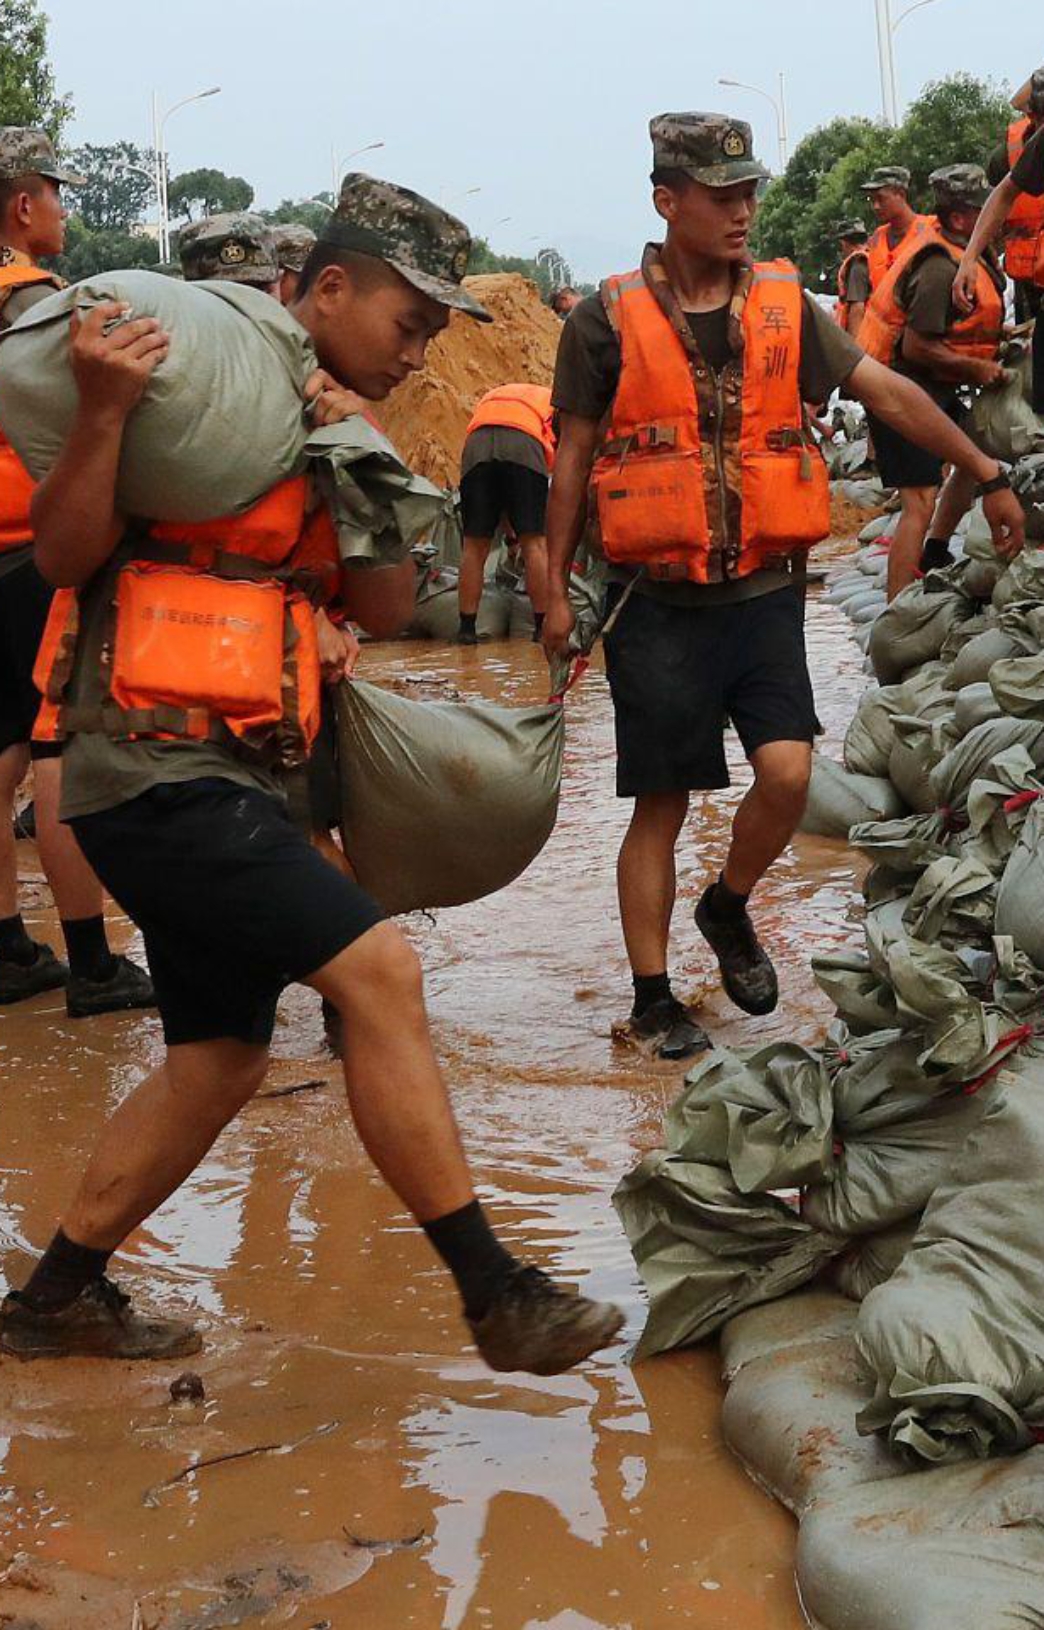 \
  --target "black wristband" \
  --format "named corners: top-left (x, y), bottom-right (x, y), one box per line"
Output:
top-left (978, 470), bottom-right (1011, 497)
